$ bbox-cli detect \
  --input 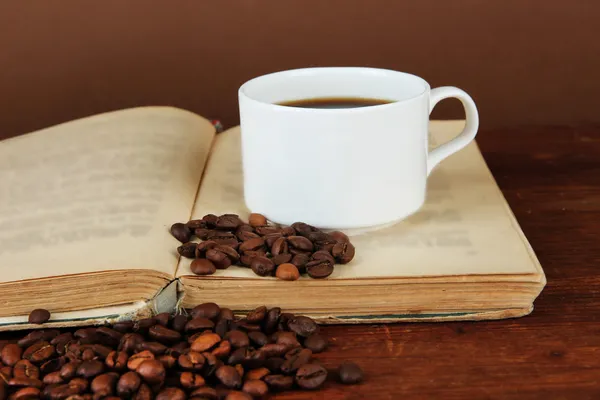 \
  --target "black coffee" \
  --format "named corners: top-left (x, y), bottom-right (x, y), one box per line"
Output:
top-left (278, 97), bottom-right (393, 109)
